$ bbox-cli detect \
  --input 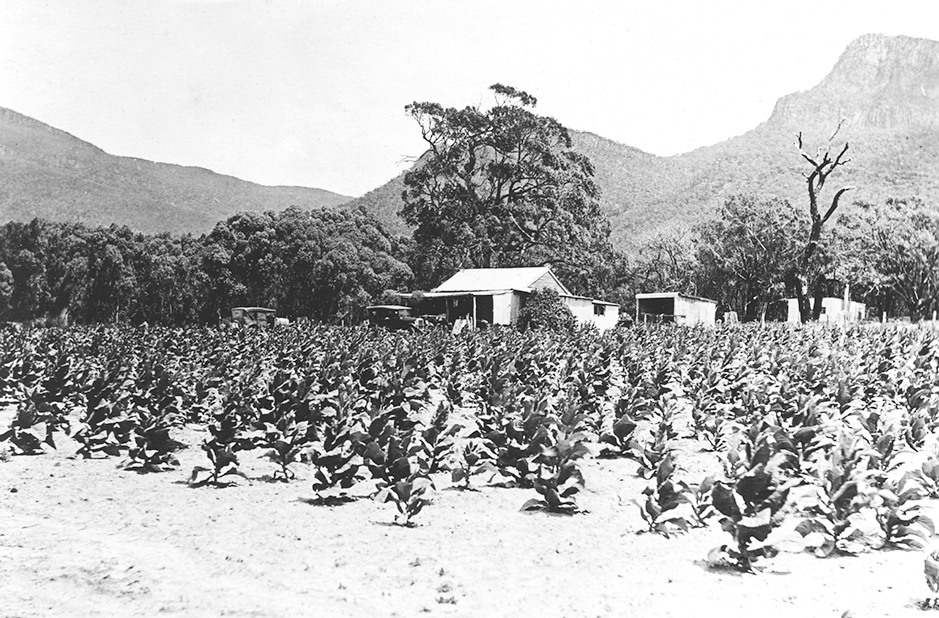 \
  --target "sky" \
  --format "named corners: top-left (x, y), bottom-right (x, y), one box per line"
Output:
top-left (1, 0), bottom-right (938, 198)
